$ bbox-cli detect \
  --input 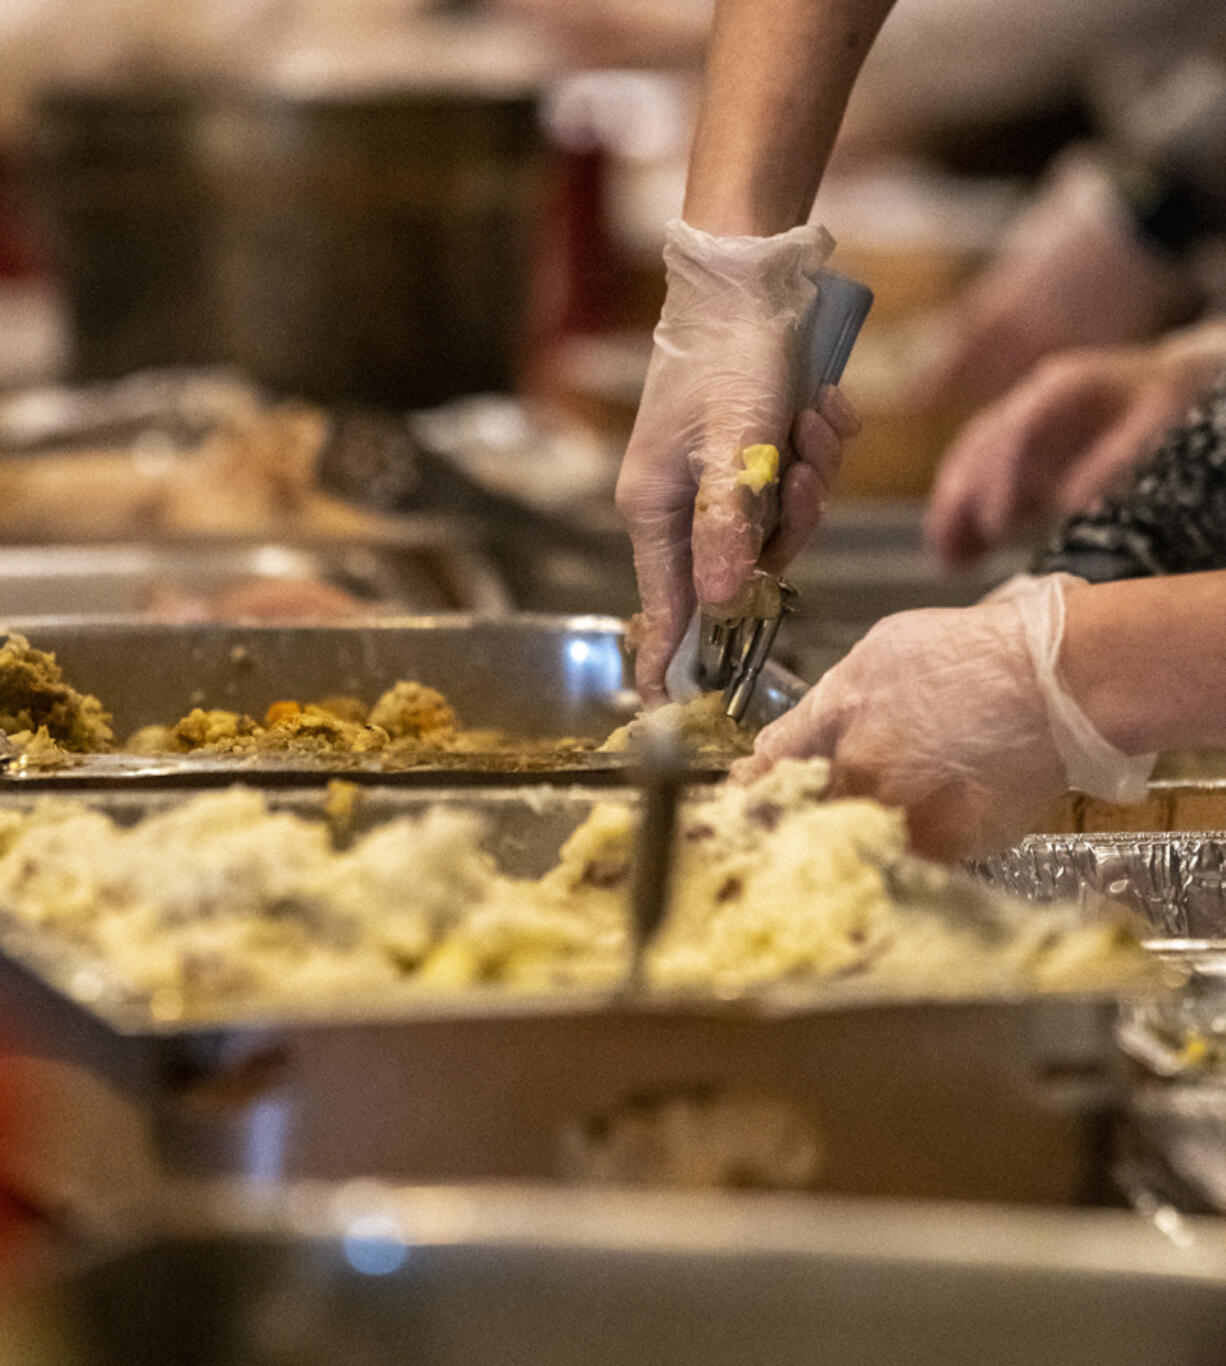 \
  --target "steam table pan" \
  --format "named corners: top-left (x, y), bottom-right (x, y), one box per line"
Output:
top-left (0, 616), bottom-right (805, 787)
top-left (0, 784), bottom-right (1127, 1210)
